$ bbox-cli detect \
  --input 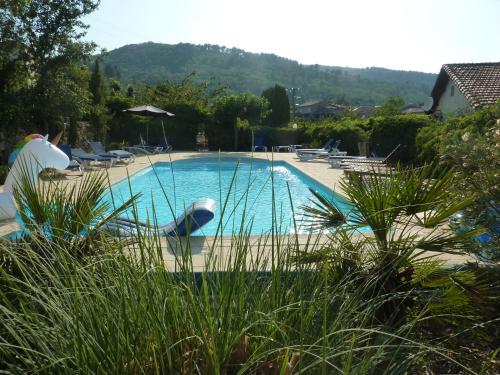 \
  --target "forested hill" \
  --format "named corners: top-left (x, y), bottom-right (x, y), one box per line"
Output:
top-left (102, 42), bottom-right (437, 105)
